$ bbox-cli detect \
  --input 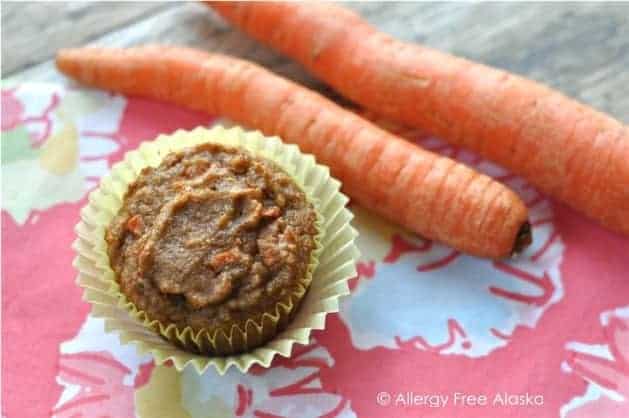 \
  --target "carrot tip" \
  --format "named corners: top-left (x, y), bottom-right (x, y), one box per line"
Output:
top-left (511, 221), bottom-right (532, 257)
